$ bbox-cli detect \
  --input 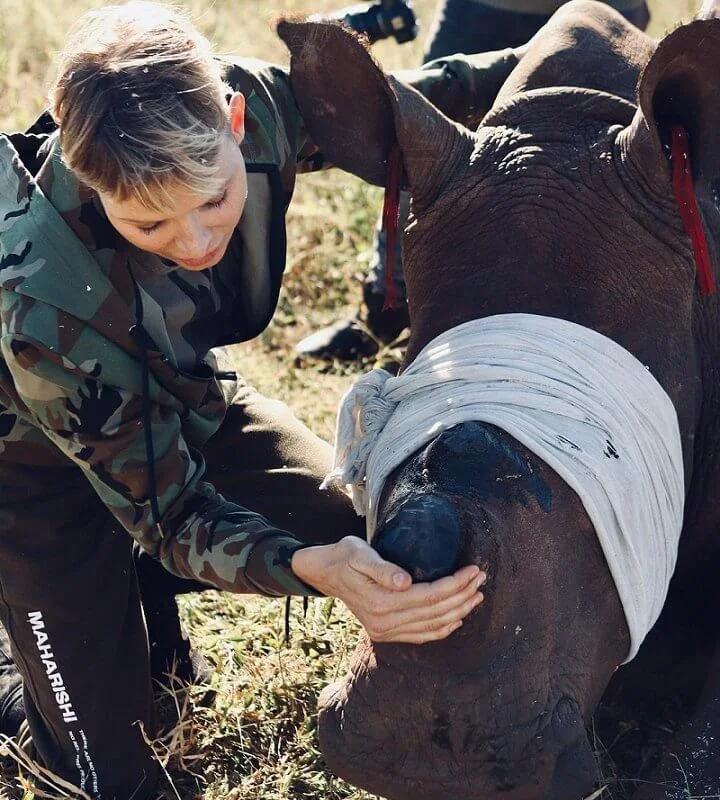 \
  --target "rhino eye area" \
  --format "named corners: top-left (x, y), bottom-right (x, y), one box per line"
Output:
top-left (713, 182), bottom-right (720, 209)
